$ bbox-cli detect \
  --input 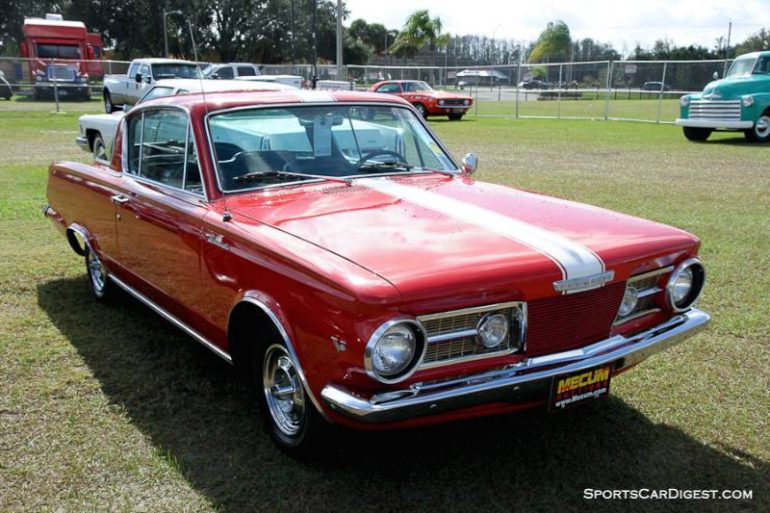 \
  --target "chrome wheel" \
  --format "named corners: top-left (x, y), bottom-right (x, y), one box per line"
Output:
top-left (87, 248), bottom-right (106, 295)
top-left (93, 136), bottom-right (107, 161)
top-left (262, 344), bottom-right (305, 437)
top-left (754, 115), bottom-right (770, 140)
top-left (414, 103), bottom-right (428, 119)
